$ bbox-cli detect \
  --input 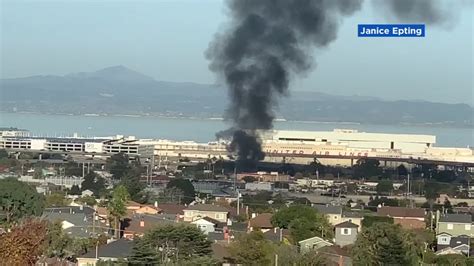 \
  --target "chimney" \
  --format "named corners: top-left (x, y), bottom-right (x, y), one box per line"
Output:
top-left (251, 213), bottom-right (257, 219)
top-left (273, 227), bottom-right (277, 233)
top-left (224, 226), bottom-right (229, 241)
top-left (140, 219), bottom-right (145, 227)
top-left (154, 201), bottom-right (158, 208)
